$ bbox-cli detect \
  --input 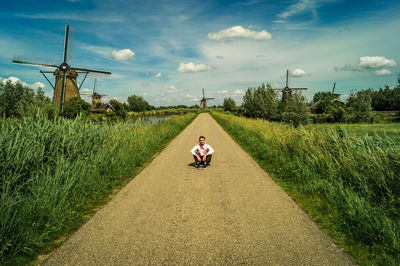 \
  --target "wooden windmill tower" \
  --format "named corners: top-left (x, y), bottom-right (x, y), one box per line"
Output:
top-left (199, 88), bottom-right (214, 109)
top-left (12, 25), bottom-right (111, 111)
top-left (80, 79), bottom-right (108, 110)
top-left (274, 70), bottom-right (307, 102)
